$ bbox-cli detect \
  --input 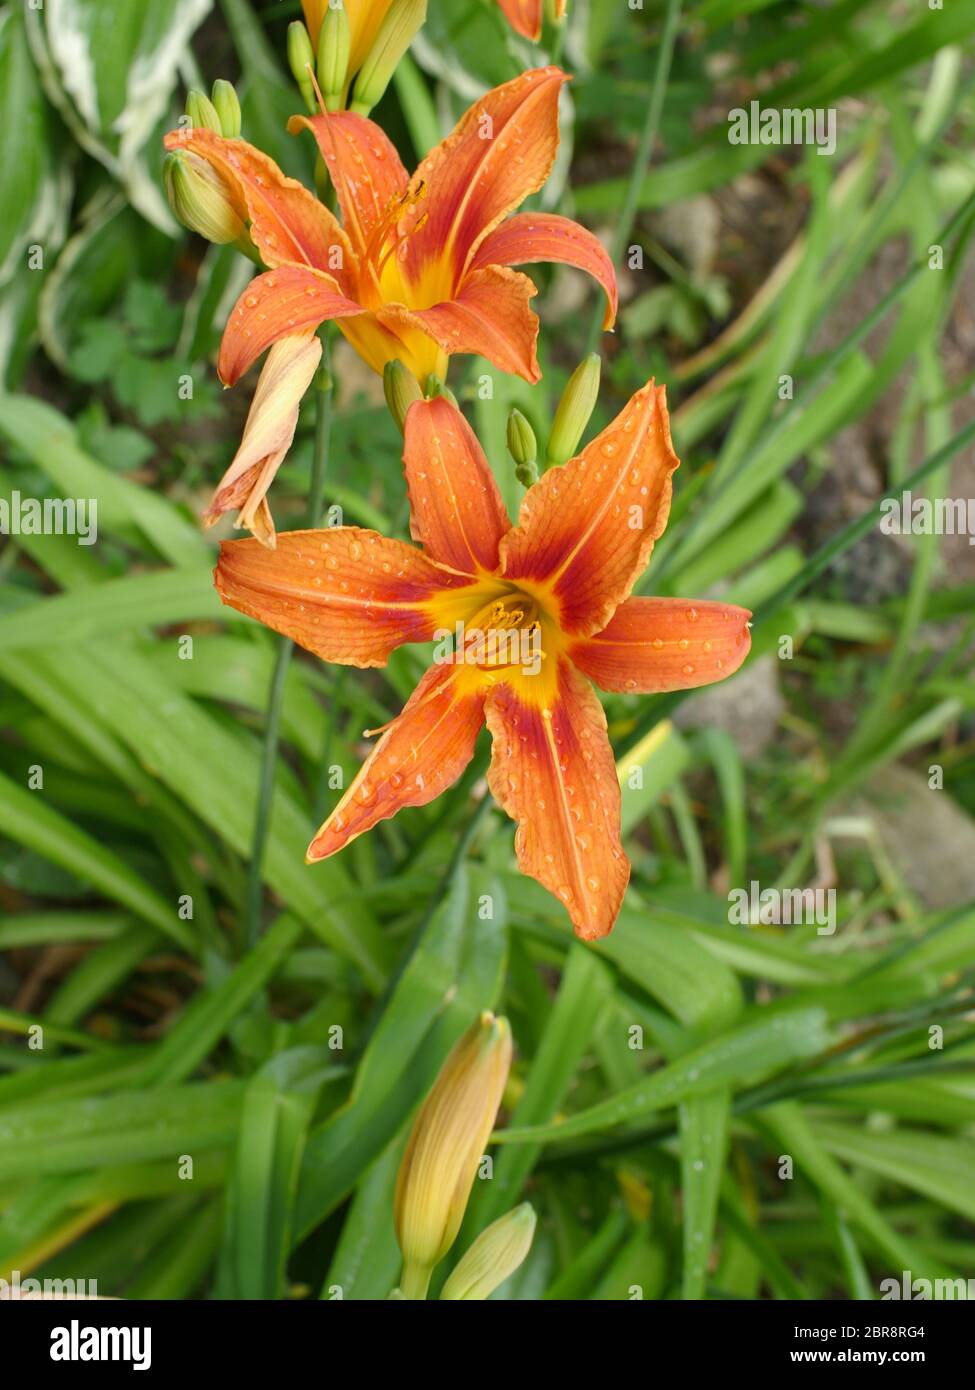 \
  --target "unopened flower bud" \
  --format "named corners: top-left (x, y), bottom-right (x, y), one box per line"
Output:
top-left (317, 2), bottom-right (351, 112)
top-left (211, 79), bottom-right (241, 138)
top-left (164, 152), bottom-right (246, 245)
top-left (288, 21), bottom-right (317, 114)
top-left (394, 1011), bottom-right (512, 1299)
top-left (423, 373), bottom-right (458, 409)
top-left (441, 1204), bottom-right (537, 1301)
top-left (506, 408), bottom-right (538, 487)
top-left (351, 0), bottom-right (427, 116)
top-left (546, 351), bottom-right (601, 466)
top-left (185, 88), bottom-right (222, 134)
top-left (384, 359), bottom-right (423, 434)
